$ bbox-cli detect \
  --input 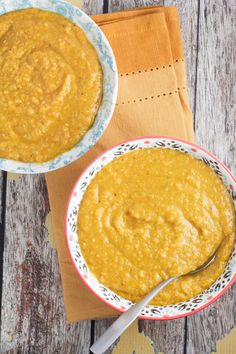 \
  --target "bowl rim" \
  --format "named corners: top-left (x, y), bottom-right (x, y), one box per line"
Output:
top-left (65, 135), bottom-right (236, 320)
top-left (0, 0), bottom-right (118, 174)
